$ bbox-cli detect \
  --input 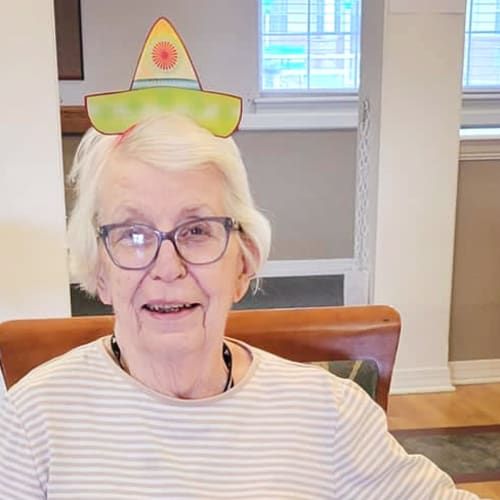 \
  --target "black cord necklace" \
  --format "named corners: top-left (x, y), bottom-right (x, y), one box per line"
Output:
top-left (222, 341), bottom-right (234, 392)
top-left (110, 334), bottom-right (234, 393)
